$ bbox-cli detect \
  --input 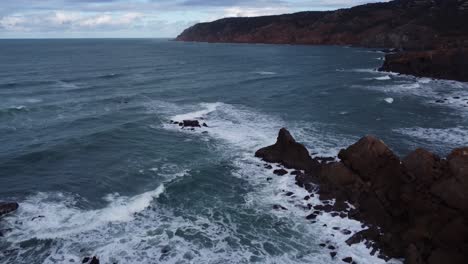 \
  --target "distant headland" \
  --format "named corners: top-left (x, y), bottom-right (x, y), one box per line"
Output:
top-left (176, 0), bottom-right (468, 82)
